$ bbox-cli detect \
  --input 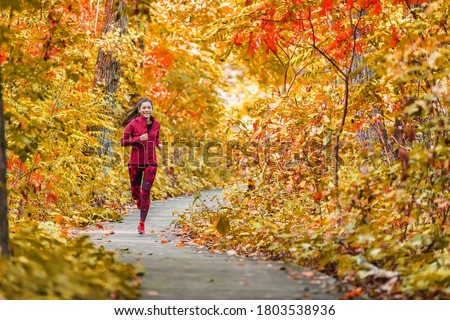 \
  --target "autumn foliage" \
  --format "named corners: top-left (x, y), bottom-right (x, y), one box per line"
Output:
top-left (178, 0), bottom-right (450, 299)
top-left (0, 0), bottom-right (228, 298)
top-left (0, 0), bottom-right (448, 299)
